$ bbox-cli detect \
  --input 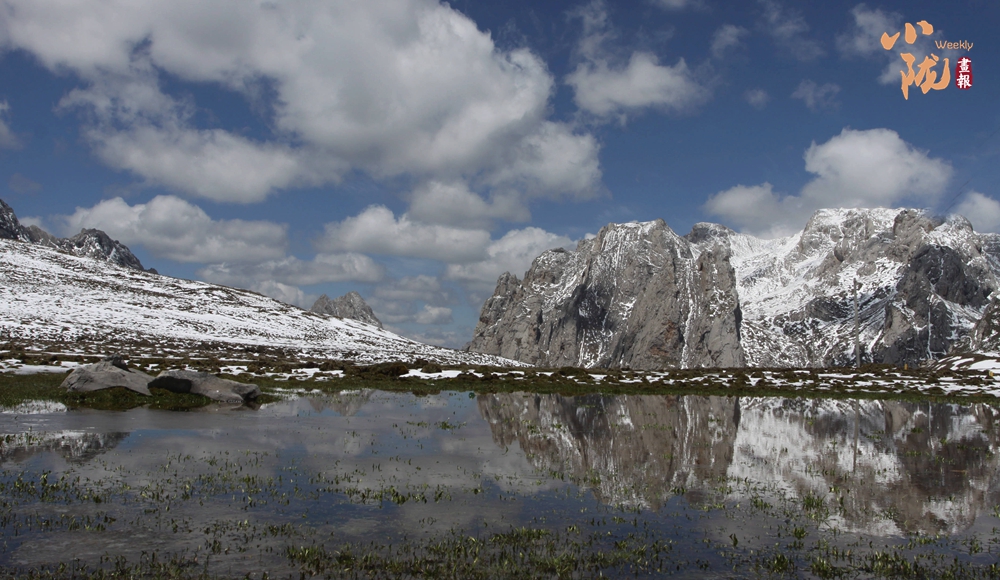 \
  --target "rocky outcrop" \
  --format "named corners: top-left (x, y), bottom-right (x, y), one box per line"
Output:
top-left (310, 291), bottom-right (382, 328)
top-left (730, 209), bottom-right (998, 367)
top-left (0, 199), bottom-right (31, 242)
top-left (969, 296), bottom-right (1000, 353)
top-left (466, 220), bottom-right (744, 369)
top-left (0, 197), bottom-right (151, 272)
top-left (148, 370), bottom-right (261, 403)
top-left (60, 356), bottom-right (154, 396)
top-left (469, 208), bottom-right (999, 369)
